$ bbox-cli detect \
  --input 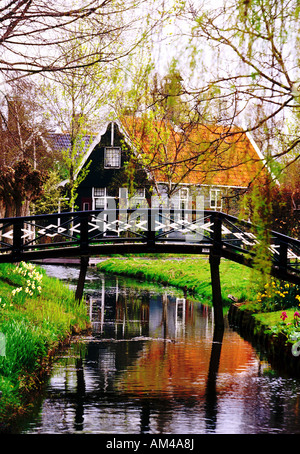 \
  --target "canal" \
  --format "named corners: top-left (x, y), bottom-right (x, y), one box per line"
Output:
top-left (16, 264), bottom-right (300, 434)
